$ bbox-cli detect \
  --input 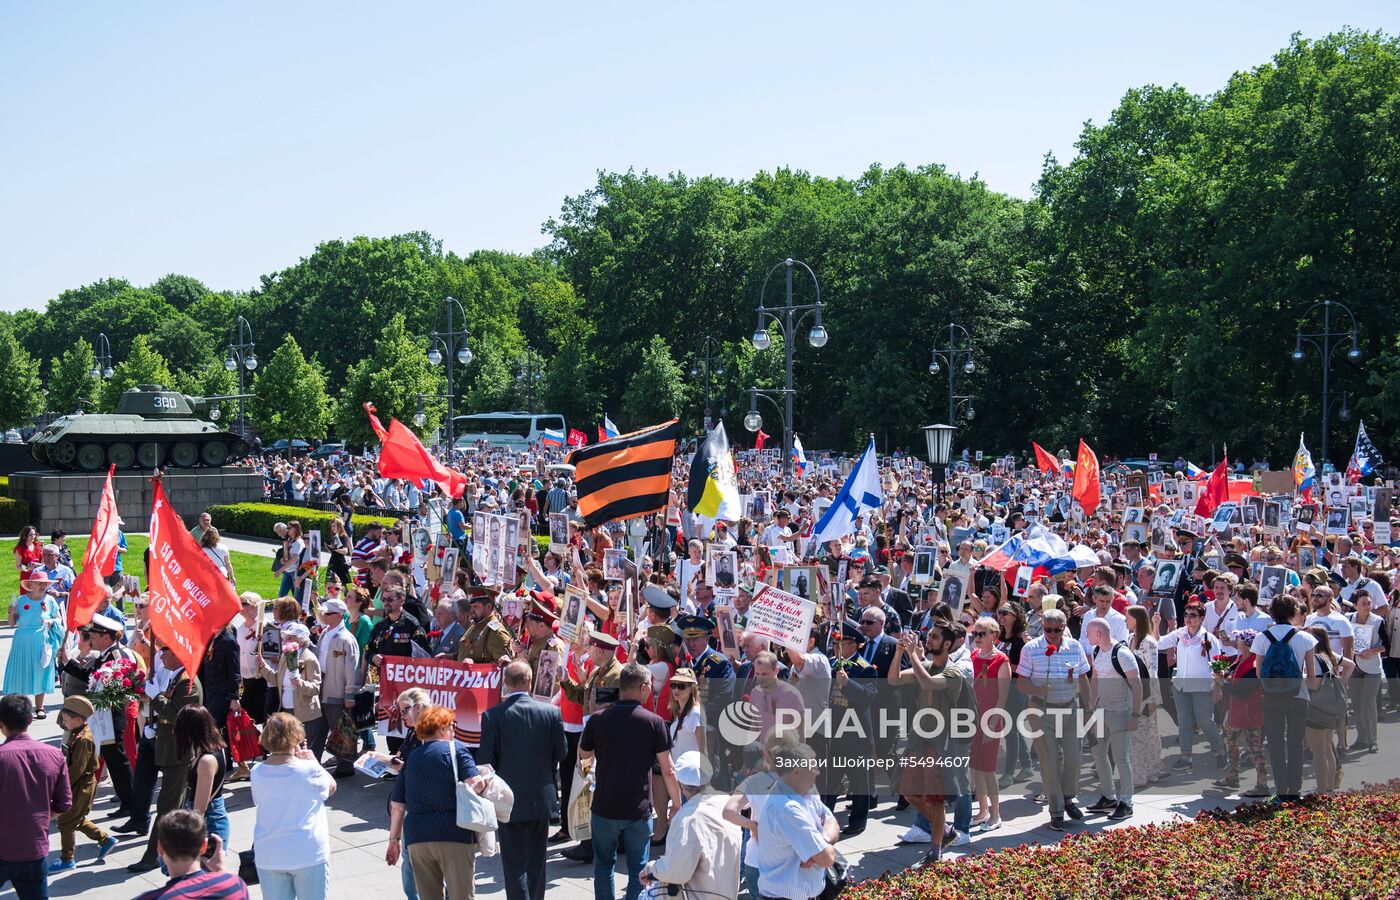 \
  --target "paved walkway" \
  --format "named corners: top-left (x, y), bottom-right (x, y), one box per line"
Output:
top-left (5, 621), bottom-right (1398, 898)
